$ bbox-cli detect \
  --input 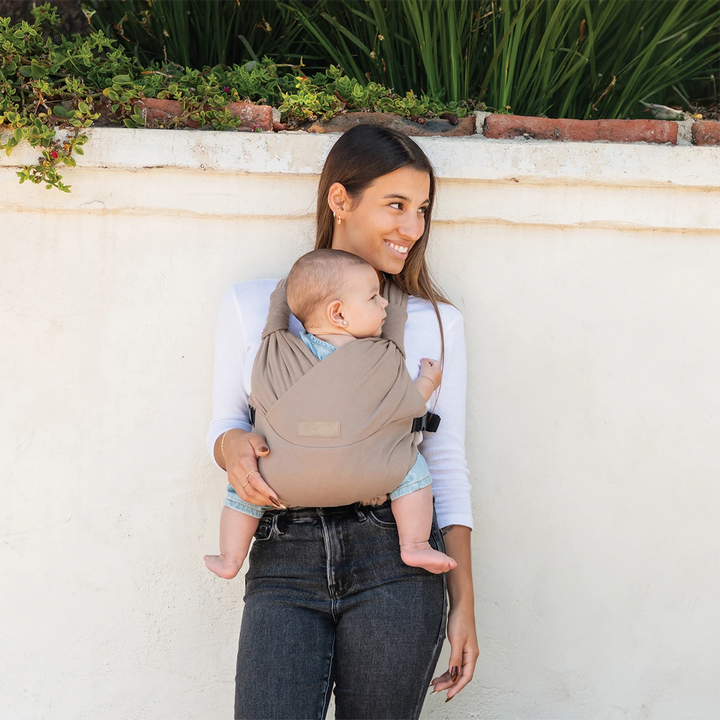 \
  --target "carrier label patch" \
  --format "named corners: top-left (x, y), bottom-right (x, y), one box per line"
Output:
top-left (298, 421), bottom-right (341, 438)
